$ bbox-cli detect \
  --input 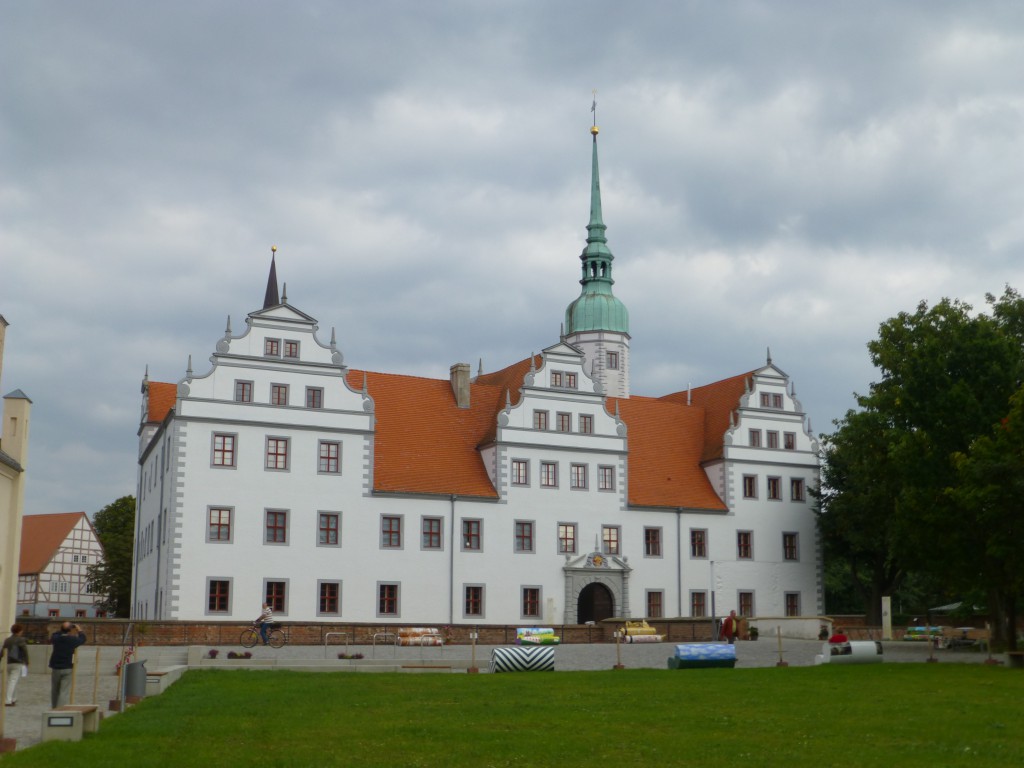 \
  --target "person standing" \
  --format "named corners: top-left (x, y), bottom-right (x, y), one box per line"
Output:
top-left (49, 621), bottom-right (87, 708)
top-left (2, 624), bottom-right (29, 706)
top-left (720, 610), bottom-right (740, 644)
top-left (255, 603), bottom-right (273, 645)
